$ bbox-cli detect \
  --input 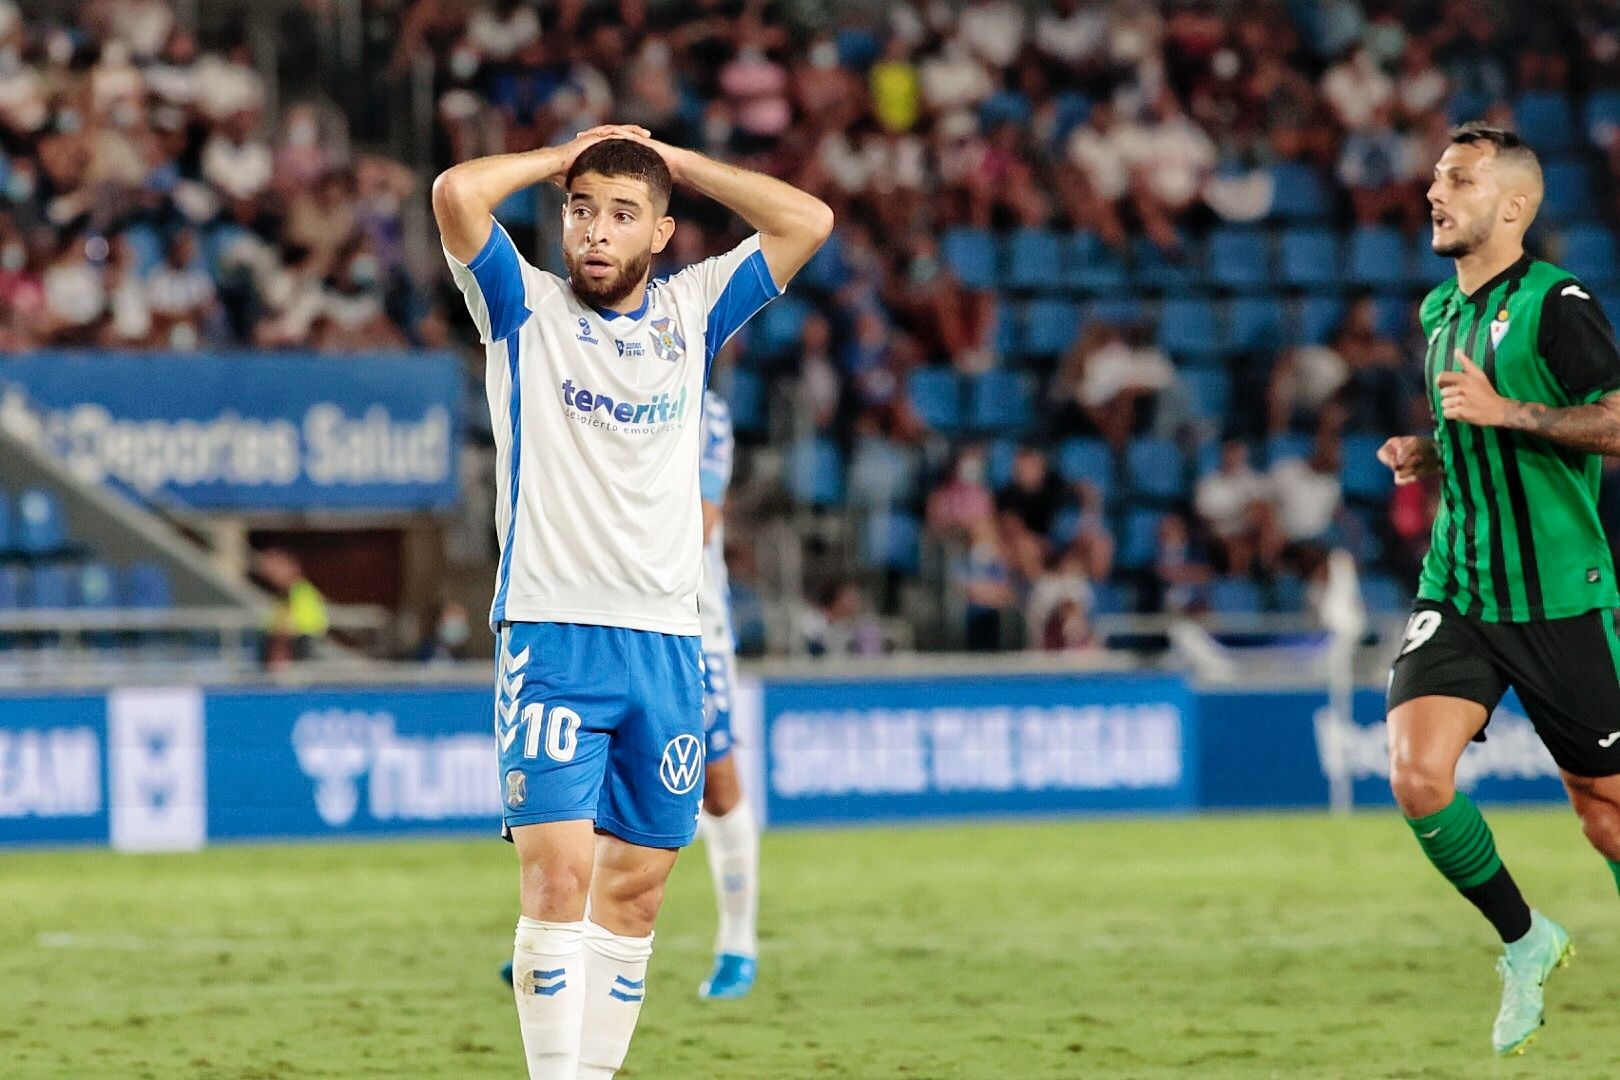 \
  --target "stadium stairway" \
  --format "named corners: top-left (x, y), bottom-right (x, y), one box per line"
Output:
top-left (0, 392), bottom-right (301, 678)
